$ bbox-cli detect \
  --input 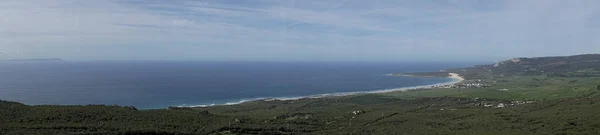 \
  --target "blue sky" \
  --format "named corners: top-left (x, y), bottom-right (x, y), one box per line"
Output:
top-left (0, 0), bottom-right (599, 61)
